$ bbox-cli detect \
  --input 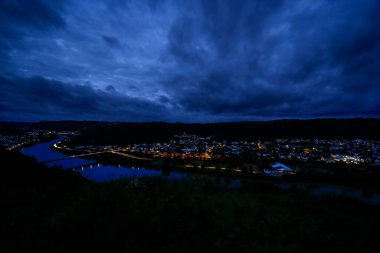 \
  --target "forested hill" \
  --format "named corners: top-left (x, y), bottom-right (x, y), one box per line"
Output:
top-left (68, 118), bottom-right (380, 145)
top-left (2, 118), bottom-right (379, 144)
